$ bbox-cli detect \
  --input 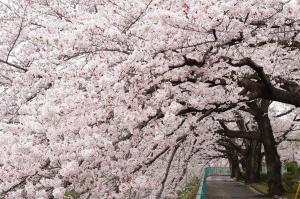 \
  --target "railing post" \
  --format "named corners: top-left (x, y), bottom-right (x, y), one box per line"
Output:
top-left (202, 167), bottom-right (209, 199)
